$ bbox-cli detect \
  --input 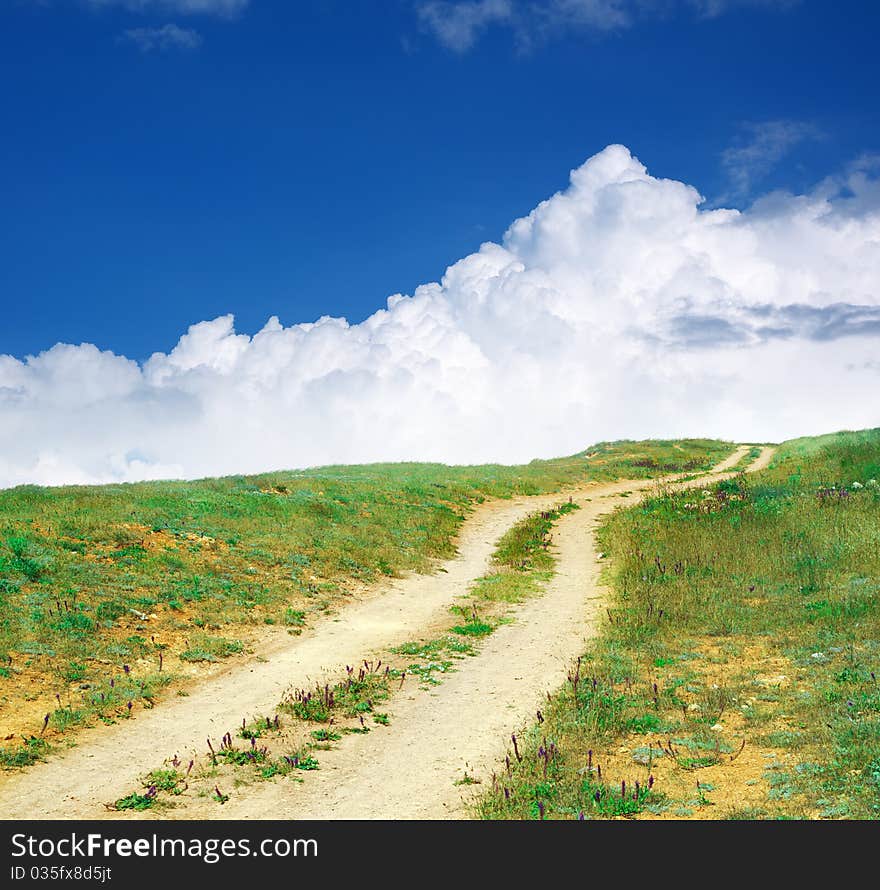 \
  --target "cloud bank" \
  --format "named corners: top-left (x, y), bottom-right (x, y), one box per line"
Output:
top-left (2, 144), bottom-right (879, 488)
